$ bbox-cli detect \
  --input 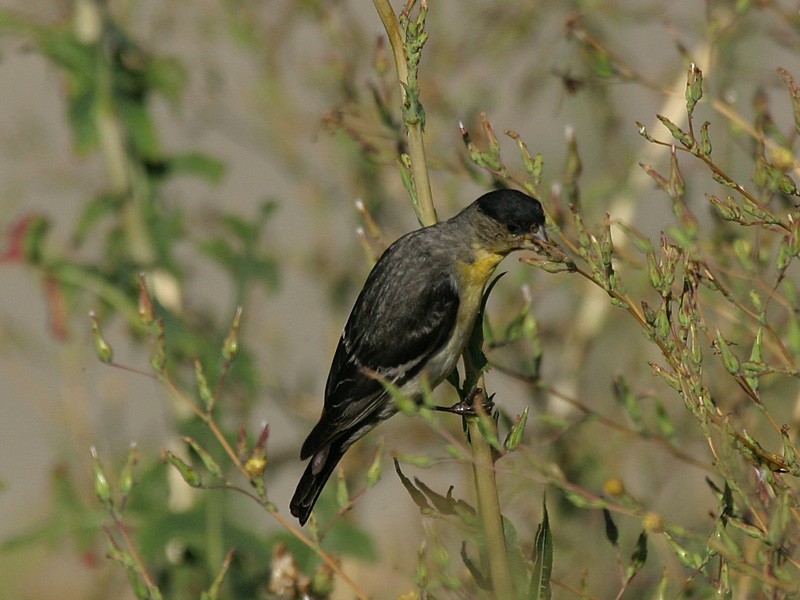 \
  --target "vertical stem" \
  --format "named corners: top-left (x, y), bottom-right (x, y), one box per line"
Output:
top-left (406, 118), bottom-right (436, 226)
top-left (467, 394), bottom-right (515, 599)
top-left (373, 2), bottom-right (510, 594)
top-left (371, 0), bottom-right (437, 226)
top-left (206, 490), bottom-right (225, 577)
